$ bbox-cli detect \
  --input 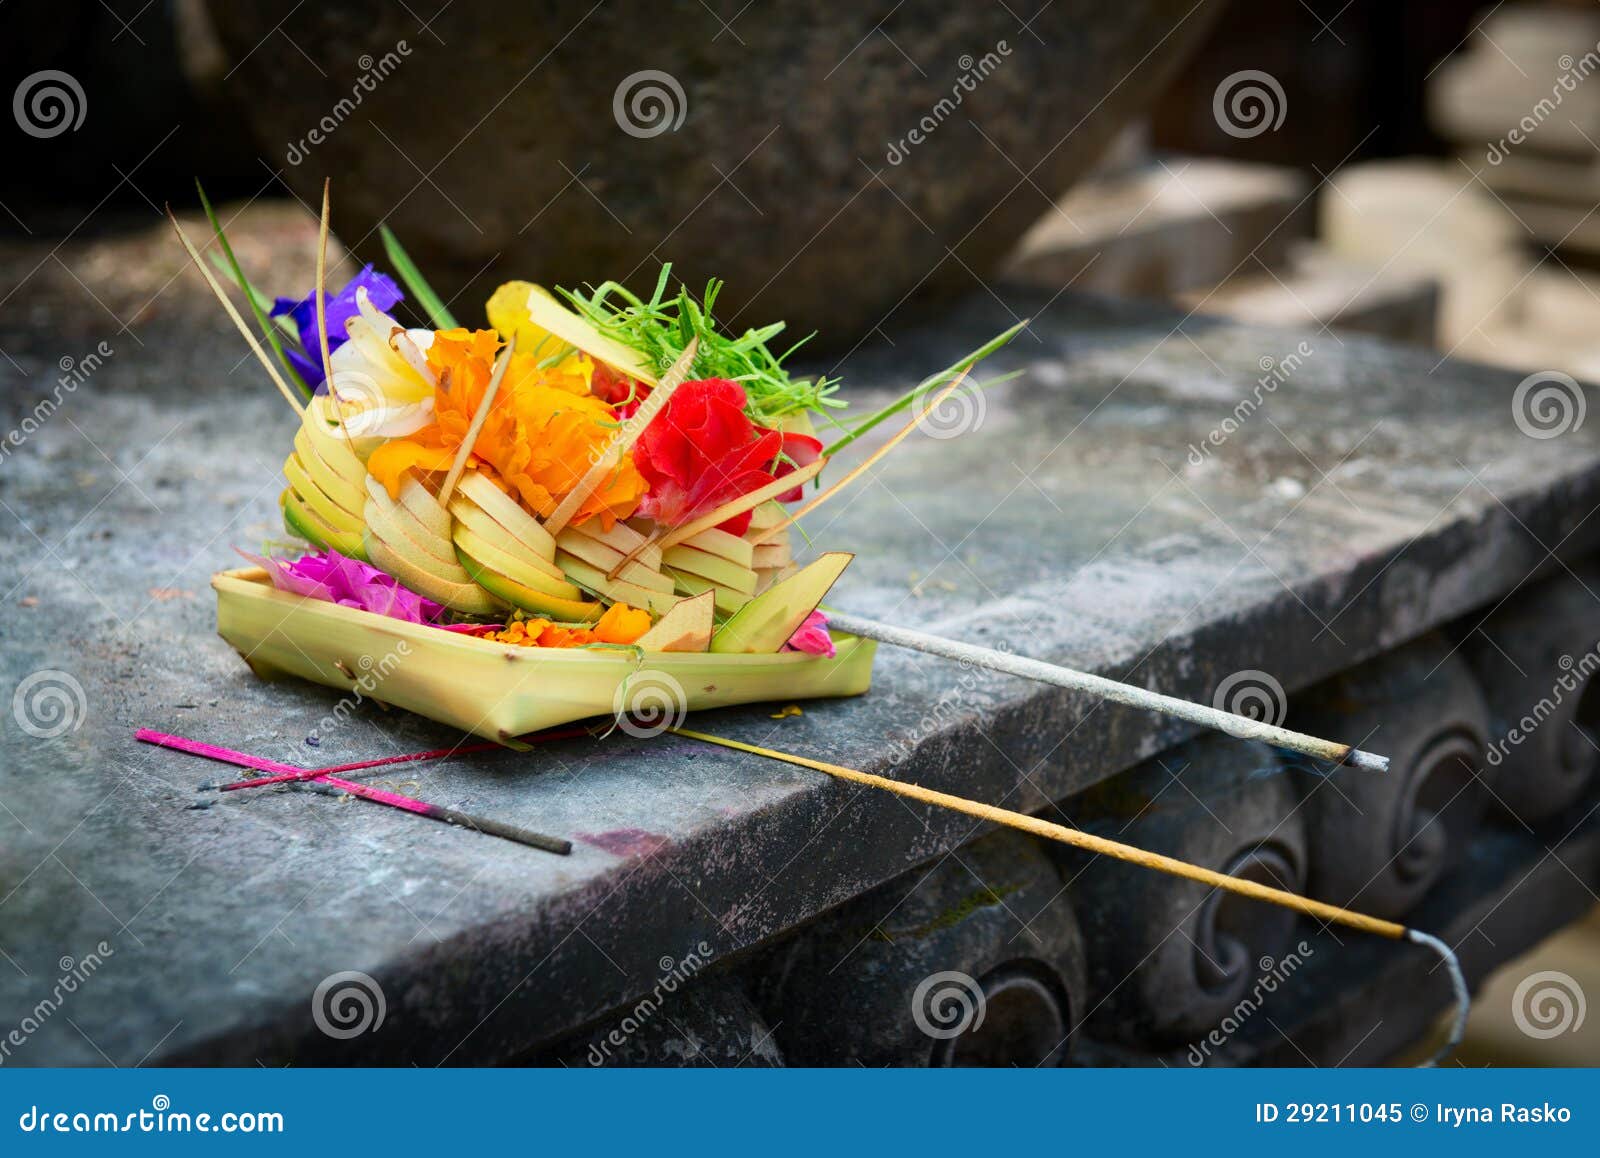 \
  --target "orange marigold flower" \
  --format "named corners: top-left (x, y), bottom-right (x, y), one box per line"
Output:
top-left (592, 602), bottom-right (652, 644)
top-left (485, 604), bottom-right (651, 648)
top-left (366, 329), bottom-right (647, 531)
